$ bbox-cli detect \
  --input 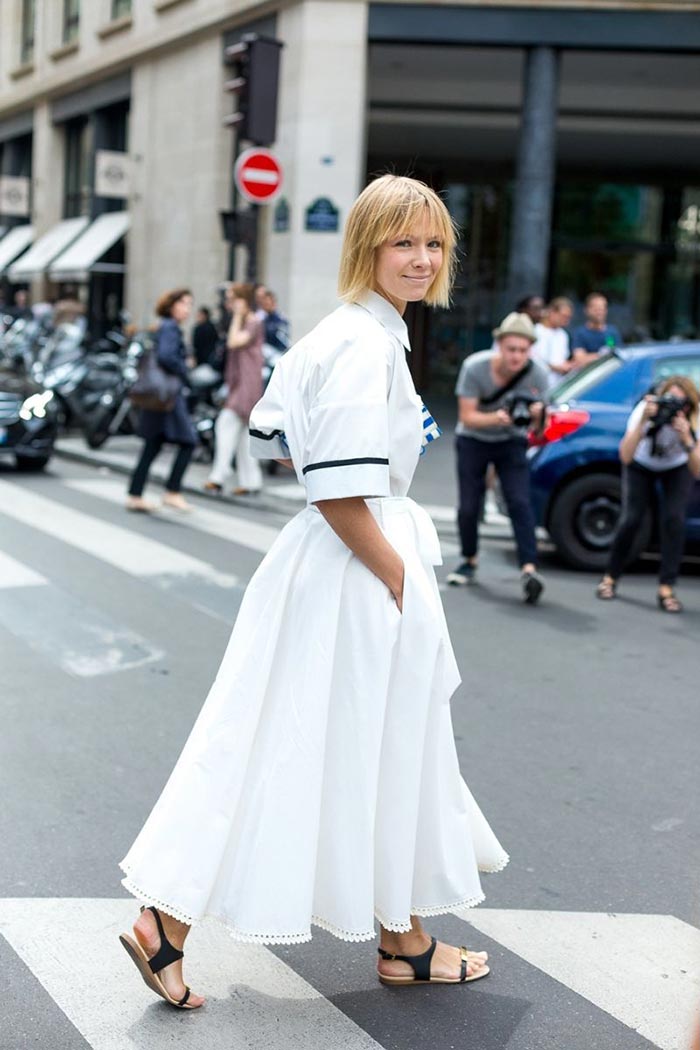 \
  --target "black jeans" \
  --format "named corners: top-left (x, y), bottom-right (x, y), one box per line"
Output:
top-left (456, 435), bottom-right (538, 567)
top-left (128, 436), bottom-right (194, 497)
top-left (608, 462), bottom-right (693, 585)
